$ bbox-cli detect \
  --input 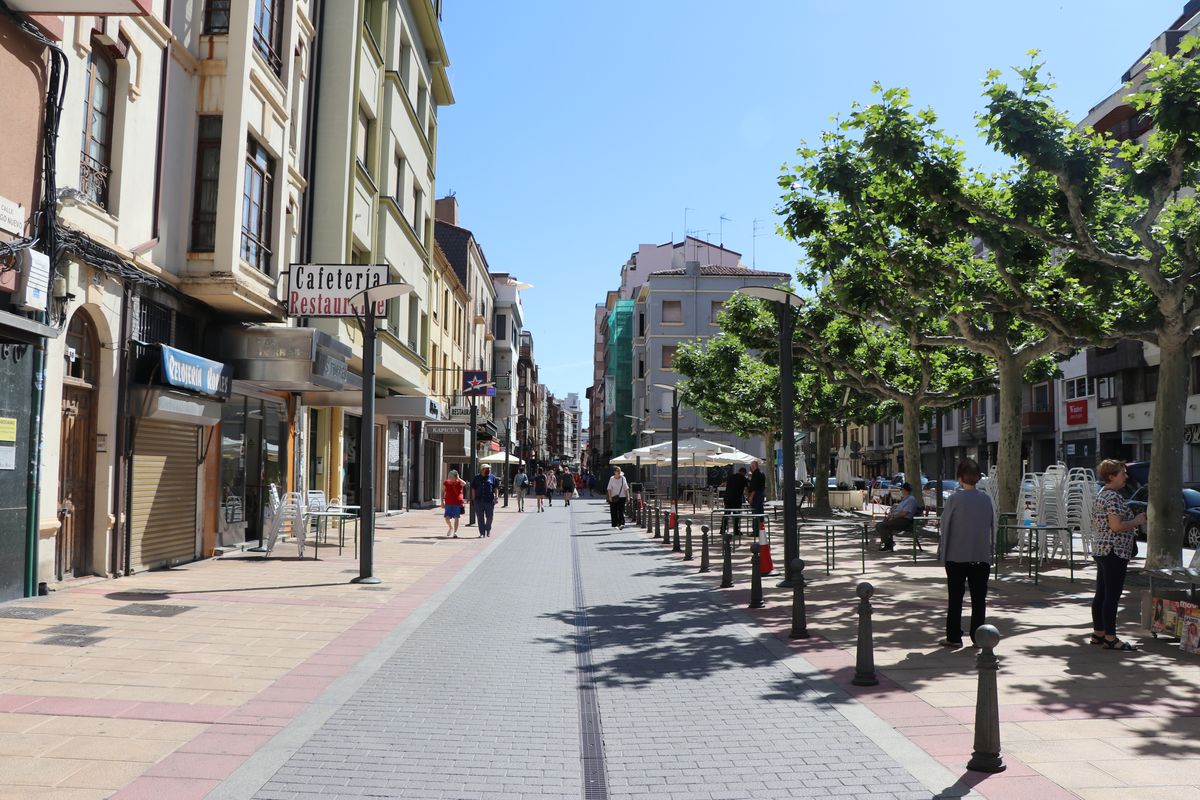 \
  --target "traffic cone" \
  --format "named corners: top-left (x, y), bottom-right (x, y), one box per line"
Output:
top-left (759, 530), bottom-right (774, 576)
